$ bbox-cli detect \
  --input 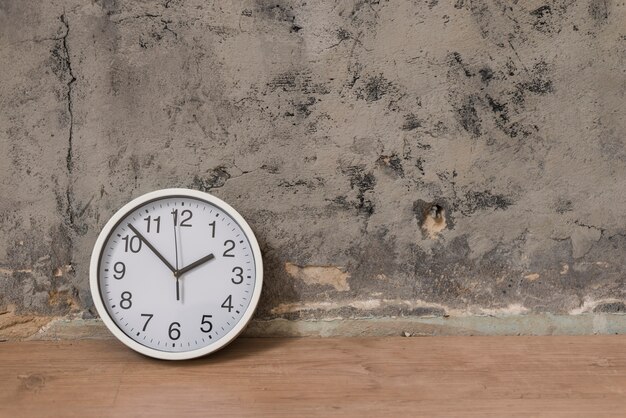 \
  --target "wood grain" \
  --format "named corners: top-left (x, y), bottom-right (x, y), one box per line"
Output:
top-left (1, 336), bottom-right (626, 417)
